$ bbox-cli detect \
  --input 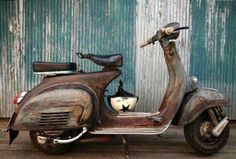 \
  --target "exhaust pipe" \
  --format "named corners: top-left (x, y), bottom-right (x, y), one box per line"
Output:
top-left (212, 117), bottom-right (229, 137)
top-left (53, 127), bottom-right (87, 144)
